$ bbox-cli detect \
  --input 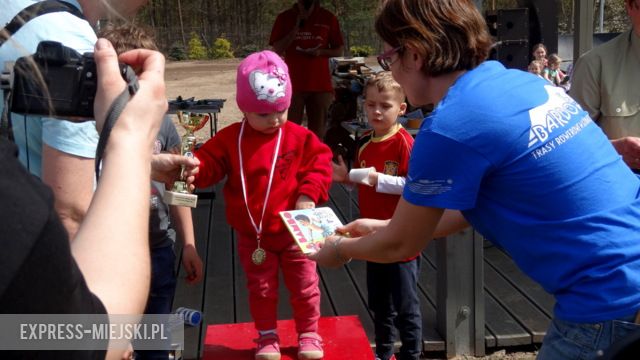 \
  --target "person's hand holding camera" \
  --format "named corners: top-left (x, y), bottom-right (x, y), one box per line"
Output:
top-left (93, 38), bottom-right (166, 141)
top-left (73, 39), bottom-right (171, 318)
top-left (93, 38), bottom-right (199, 196)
